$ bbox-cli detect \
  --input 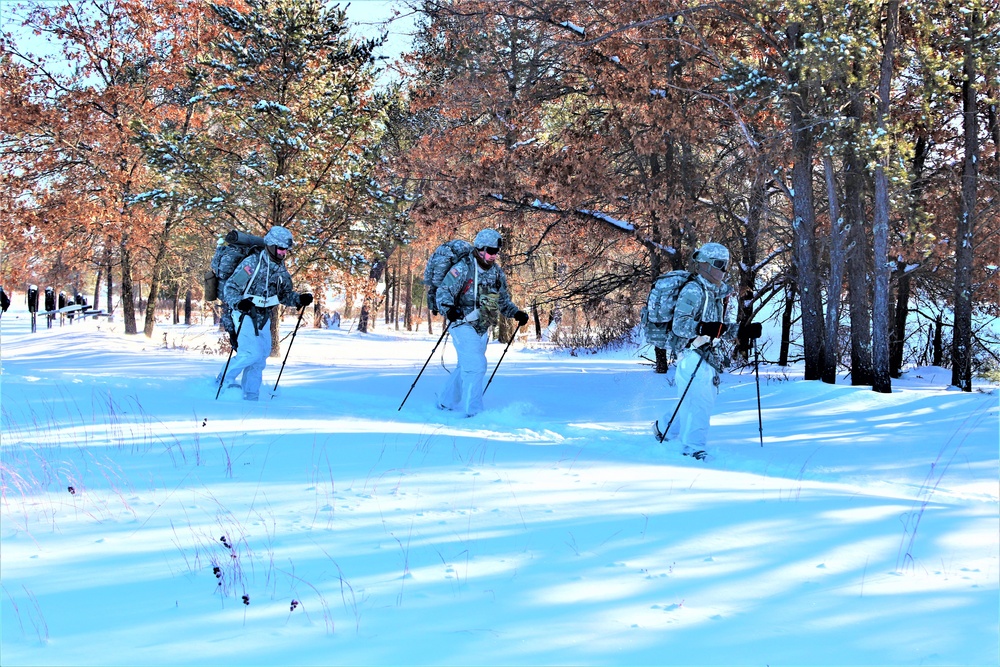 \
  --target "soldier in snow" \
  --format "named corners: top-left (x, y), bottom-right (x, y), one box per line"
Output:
top-left (220, 226), bottom-right (312, 401)
top-left (434, 228), bottom-right (529, 417)
top-left (653, 242), bottom-right (738, 457)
